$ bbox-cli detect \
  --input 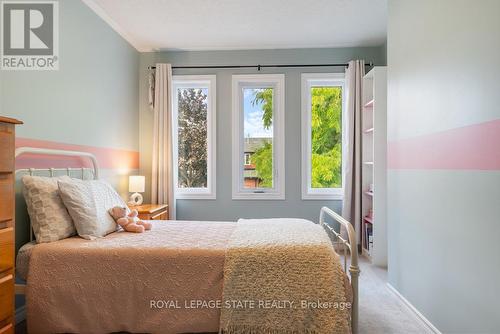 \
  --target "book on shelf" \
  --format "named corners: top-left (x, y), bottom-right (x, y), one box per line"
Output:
top-left (366, 224), bottom-right (373, 252)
